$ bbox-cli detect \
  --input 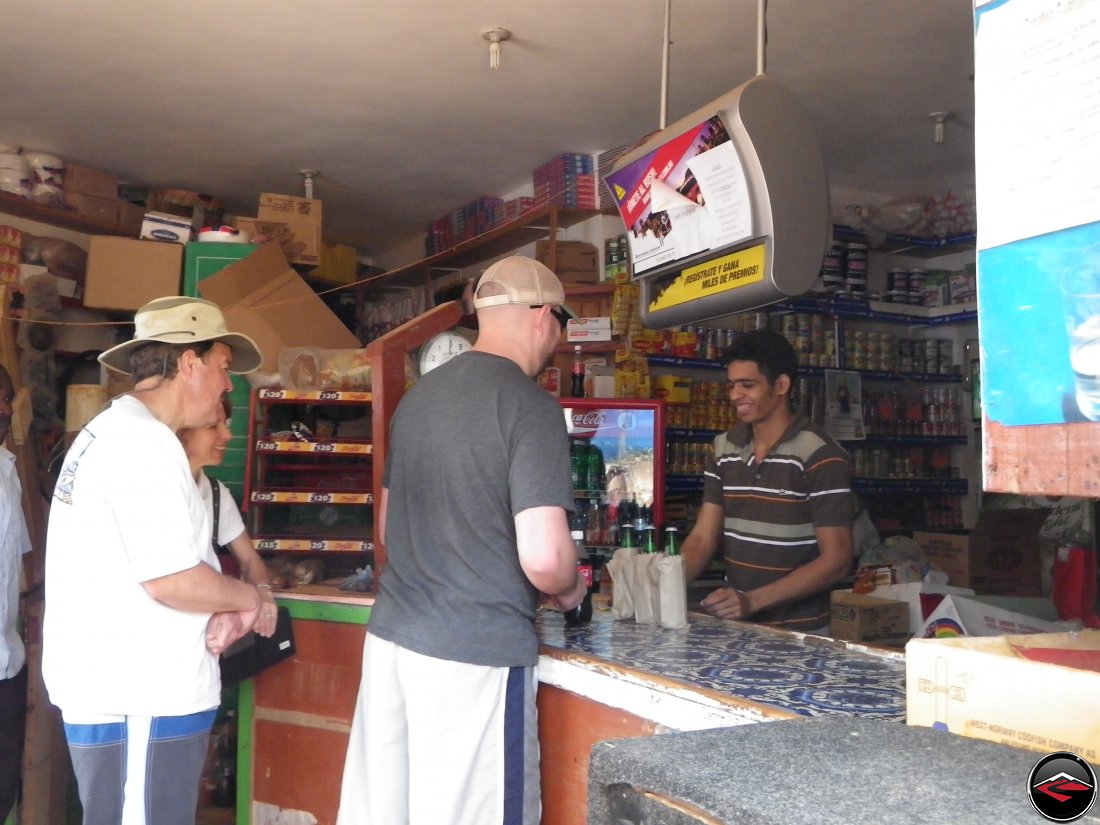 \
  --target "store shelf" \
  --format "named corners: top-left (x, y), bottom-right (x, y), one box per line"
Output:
top-left (667, 427), bottom-right (722, 441)
top-left (250, 490), bottom-right (374, 505)
top-left (254, 537), bottom-right (374, 553)
top-left (369, 205), bottom-right (604, 288)
top-left (843, 434), bottom-right (967, 446)
top-left (851, 478), bottom-right (967, 495)
top-left (648, 354), bottom-right (962, 383)
top-left (253, 439), bottom-right (373, 455)
top-left (0, 190), bottom-right (131, 236)
top-left (666, 474), bottom-right (705, 492)
top-left (257, 389), bottom-right (372, 403)
top-left (832, 223), bottom-right (976, 259)
top-left (773, 294), bottom-right (977, 326)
